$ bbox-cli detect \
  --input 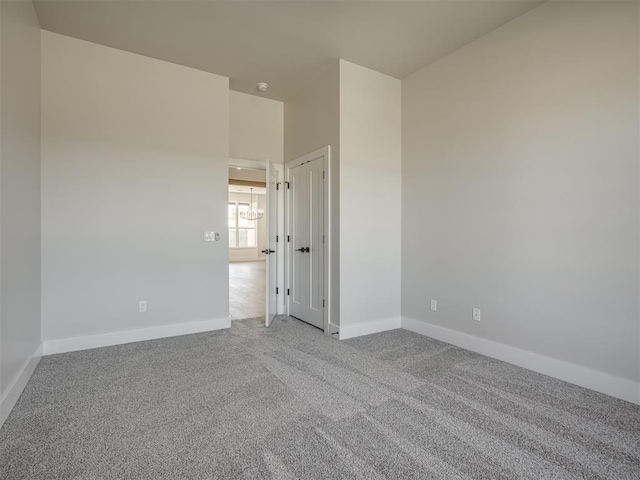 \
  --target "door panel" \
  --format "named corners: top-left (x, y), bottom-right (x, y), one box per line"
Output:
top-left (265, 161), bottom-right (278, 327)
top-left (289, 165), bottom-right (309, 320)
top-left (287, 157), bottom-right (324, 330)
top-left (308, 160), bottom-right (324, 326)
